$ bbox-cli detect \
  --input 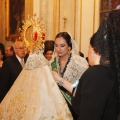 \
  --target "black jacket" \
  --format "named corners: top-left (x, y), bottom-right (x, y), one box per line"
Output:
top-left (0, 55), bottom-right (28, 102)
top-left (72, 65), bottom-right (119, 120)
